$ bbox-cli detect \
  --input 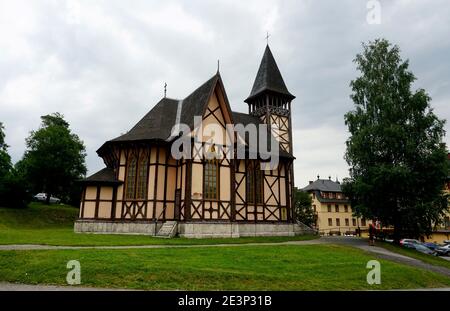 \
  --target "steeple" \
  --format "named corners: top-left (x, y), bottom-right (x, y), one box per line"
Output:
top-left (245, 45), bottom-right (295, 103)
top-left (245, 44), bottom-right (295, 154)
